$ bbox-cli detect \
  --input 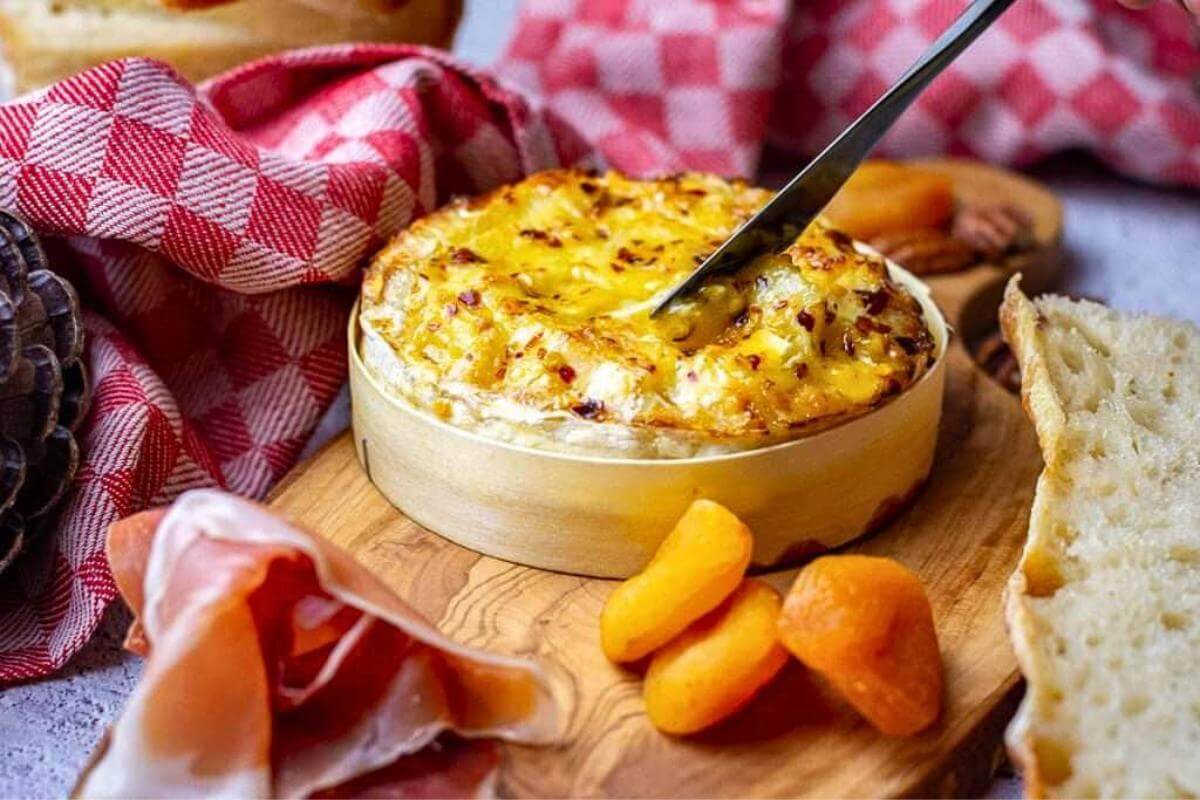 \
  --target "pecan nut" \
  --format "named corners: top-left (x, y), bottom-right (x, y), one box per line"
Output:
top-left (952, 204), bottom-right (1034, 260)
top-left (868, 227), bottom-right (977, 275)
